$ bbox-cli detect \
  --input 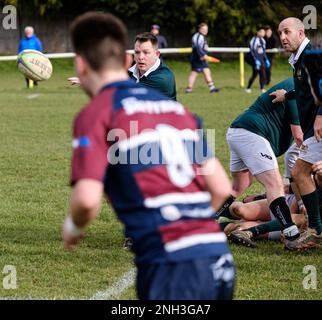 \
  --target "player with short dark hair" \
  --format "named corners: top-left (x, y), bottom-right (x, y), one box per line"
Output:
top-left (129, 32), bottom-right (177, 100)
top-left (63, 11), bottom-right (235, 300)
